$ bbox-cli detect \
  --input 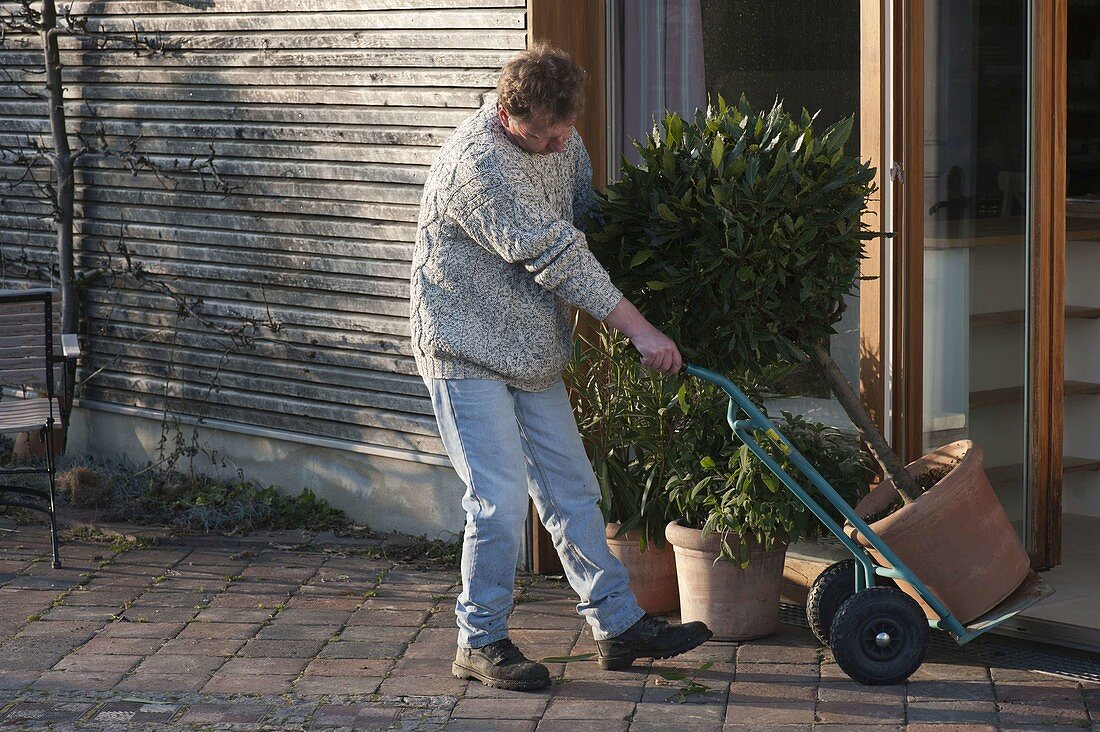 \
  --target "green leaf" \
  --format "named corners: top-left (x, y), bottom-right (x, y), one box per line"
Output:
top-left (540, 653), bottom-right (597, 663)
top-left (630, 249), bottom-right (655, 268)
top-left (659, 671), bottom-right (689, 681)
top-left (646, 280), bottom-right (670, 291)
top-left (657, 203), bottom-right (678, 222)
top-left (711, 135), bottom-right (725, 169)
